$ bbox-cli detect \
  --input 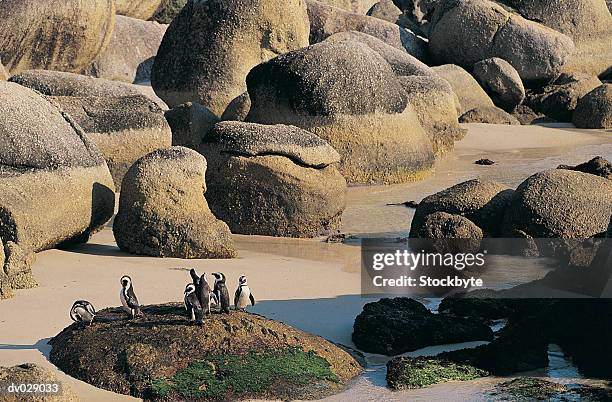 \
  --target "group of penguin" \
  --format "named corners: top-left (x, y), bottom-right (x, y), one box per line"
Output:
top-left (70, 270), bottom-right (255, 326)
